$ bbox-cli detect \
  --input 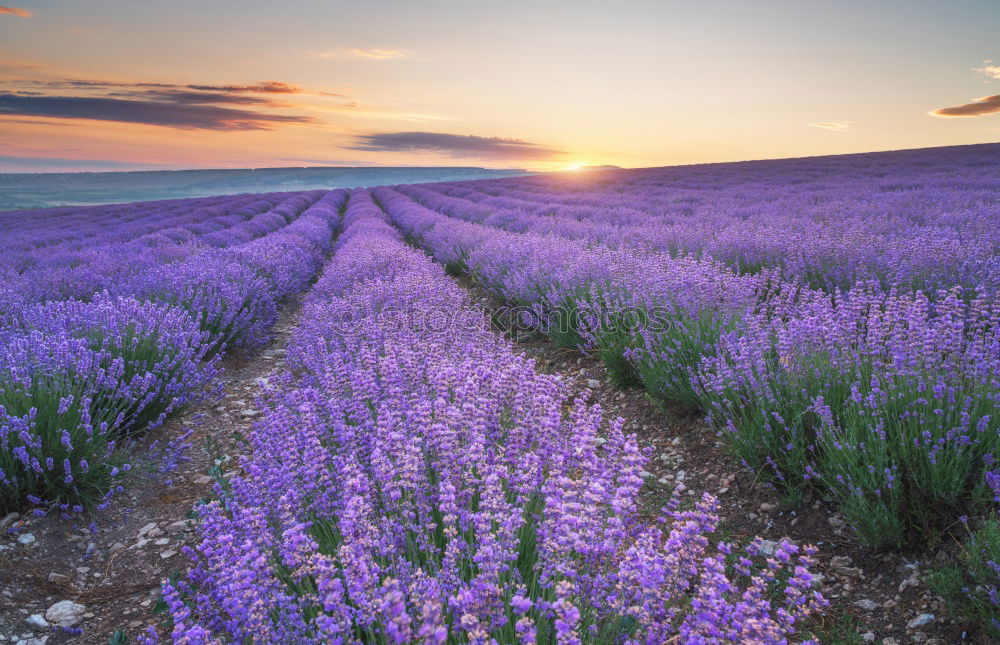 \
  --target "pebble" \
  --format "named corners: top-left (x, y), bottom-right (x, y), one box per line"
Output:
top-left (165, 520), bottom-right (191, 534)
top-left (899, 573), bottom-right (920, 592)
top-left (907, 613), bottom-right (935, 629)
top-left (46, 573), bottom-right (69, 585)
top-left (757, 540), bottom-right (779, 556)
top-left (45, 600), bottom-right (86, 627)
top-left (147, 528), bottom-right (164, 538)
top-left (160, 549), bottom-right (177, 559)
top-left (110, 541), bottom-right (126, 553)
top-left (24, 615), bottom-right (48, 630)
top-left (154, 537), bottom-right (170, 546)
top-left (861, 633), bottom-right (875, 643)
top-left (193, 475), bottom-right (213, 485)
top-left (586, 379), bottom-right (600, 389)
top-left (241, 408), bottom-right (259, 418)
top-left (759, 502), bottom-right (777, 513)
top-left (854, 599), bottom-right (878, 611)
top-left (137, 522), bottom-right (158, 538)
top-left (17, 533), bottom-right (36, 547)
